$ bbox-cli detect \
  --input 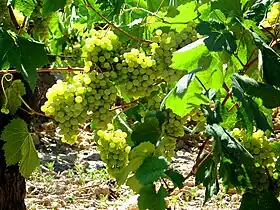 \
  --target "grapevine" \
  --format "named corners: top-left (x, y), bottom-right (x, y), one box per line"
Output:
top-left (2, 0), bottom-right (280, 209)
